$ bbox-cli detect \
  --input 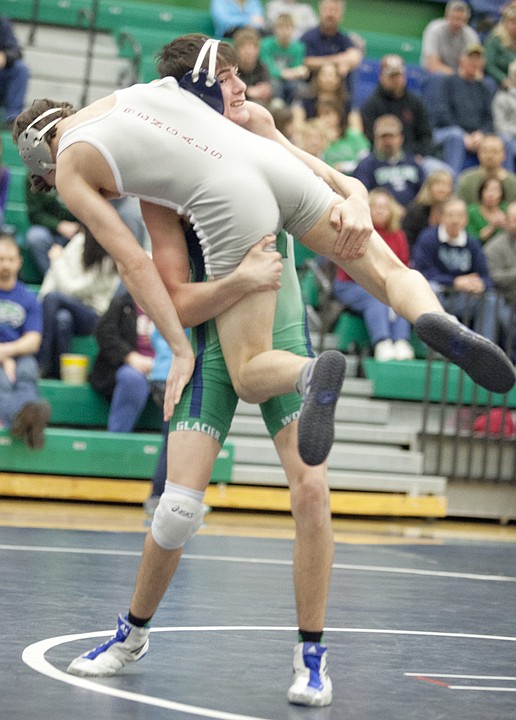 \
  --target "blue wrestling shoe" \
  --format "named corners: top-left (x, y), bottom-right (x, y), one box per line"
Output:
top-left (66, 614), bottom-right (150, 677)
top-left (297, 350), bottom-right (346, 466)
top-left (414, 312), bottom-right (516, 395)
top-left (287, 642), bottom-right (333, 706)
